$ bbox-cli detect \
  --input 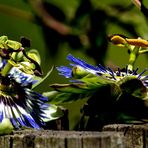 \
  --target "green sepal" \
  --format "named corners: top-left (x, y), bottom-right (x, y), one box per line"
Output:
top-left (72, 66), bottom-right (91, 78)
top-left (26, 49), bottom-right (41, 65)
top-left (48, 74), bottom-right (121, 104)
top-left (50, 83), bottom-right (93, 93)
top-left (51, 74), bottom-right (116, 93)
top-left (0, 118), bottom-right (14, 135)
top-left (42, 104), bottom-right (64, 122)
top-left (43, 90), bottom-right (90, 104)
